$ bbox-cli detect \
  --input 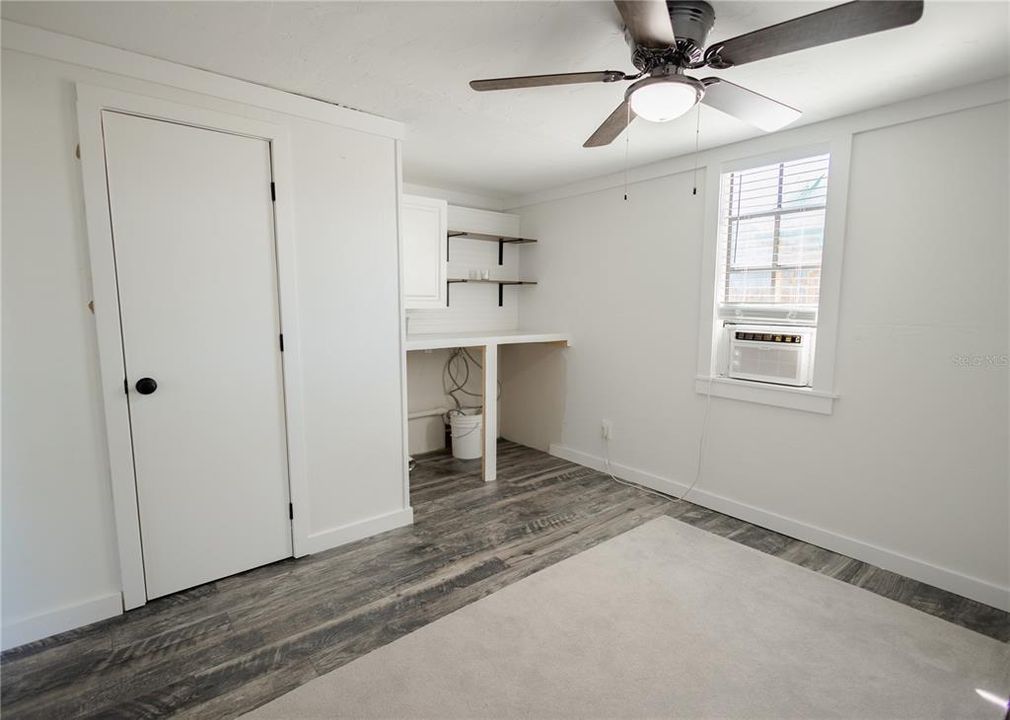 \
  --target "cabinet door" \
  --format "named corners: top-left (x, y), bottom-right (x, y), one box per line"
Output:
top-left (401, 194), bottom-right (447, 308)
